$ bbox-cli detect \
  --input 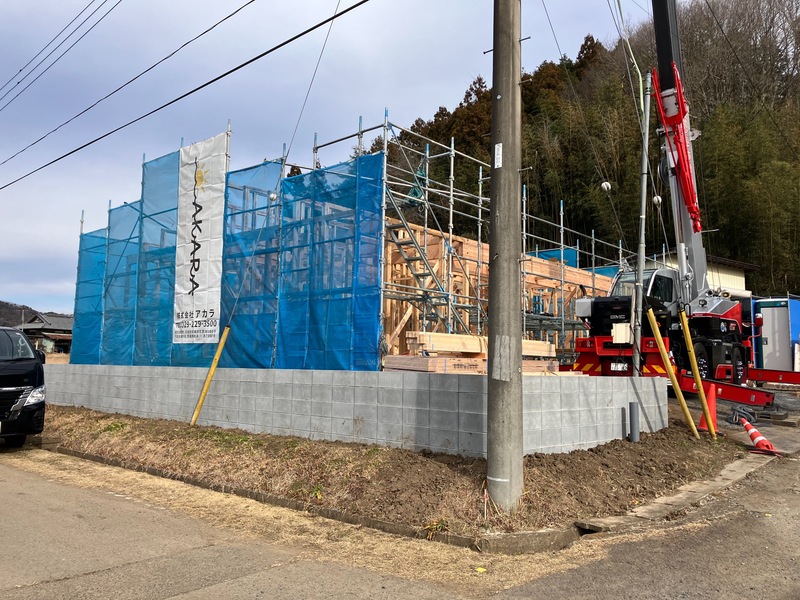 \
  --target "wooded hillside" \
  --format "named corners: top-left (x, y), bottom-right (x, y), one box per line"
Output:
top-left (391, 0), bottom-right (799, 296)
